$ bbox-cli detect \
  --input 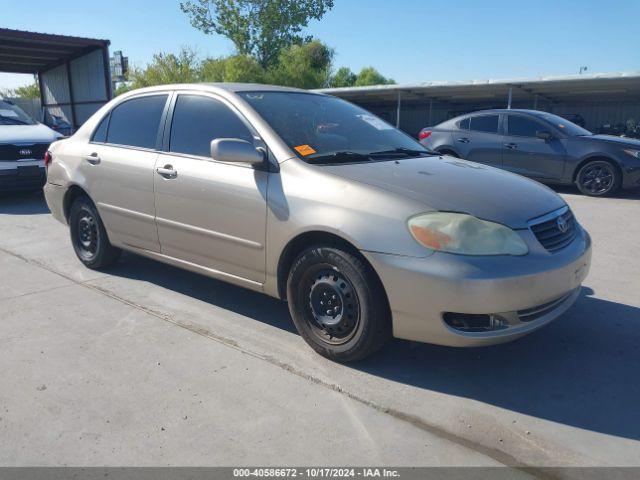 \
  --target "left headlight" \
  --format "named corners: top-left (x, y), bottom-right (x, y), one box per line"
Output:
top-left (623, 149), bottom-right (640, 159)
top-left (408, 212), bottom-right (528, 256)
